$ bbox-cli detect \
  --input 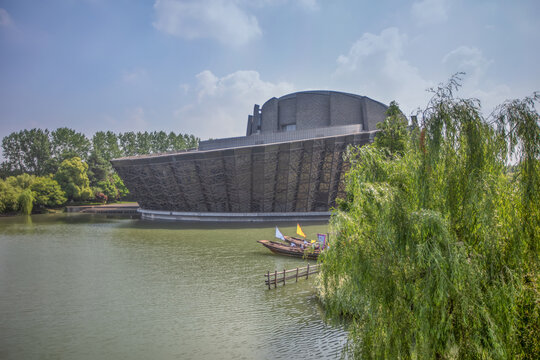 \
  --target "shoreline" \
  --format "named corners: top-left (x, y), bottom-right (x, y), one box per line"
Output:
top-left (0, 202), bottom-right (140, 217)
